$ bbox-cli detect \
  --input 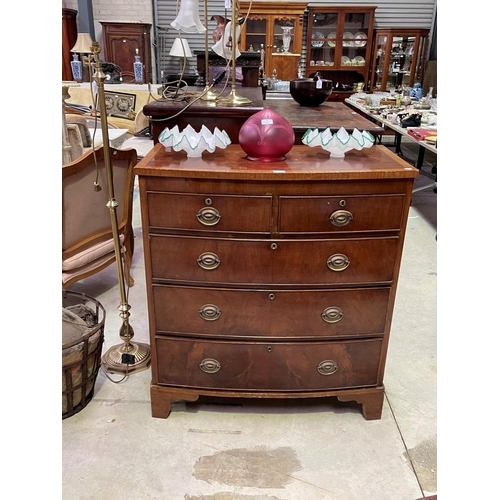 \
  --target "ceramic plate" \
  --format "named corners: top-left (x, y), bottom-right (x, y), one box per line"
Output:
top-left (343, 31), bottom-right (354, 47)
top-left (327, 32), bottom-right (336, 47)
top-left (341, 56), bottom-right (351, 66)
top-left (352, 56), bottom-right (365, 66)
top-left (354, 32), bottom-right (367, 47)
top-left (311, 32), bottom-right (325, 48)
